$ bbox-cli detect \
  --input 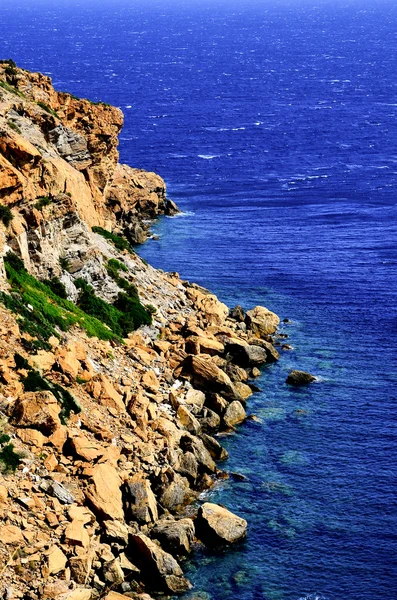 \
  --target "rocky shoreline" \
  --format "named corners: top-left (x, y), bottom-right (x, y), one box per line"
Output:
top-left (0, 62), bottom-right (283, 600)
